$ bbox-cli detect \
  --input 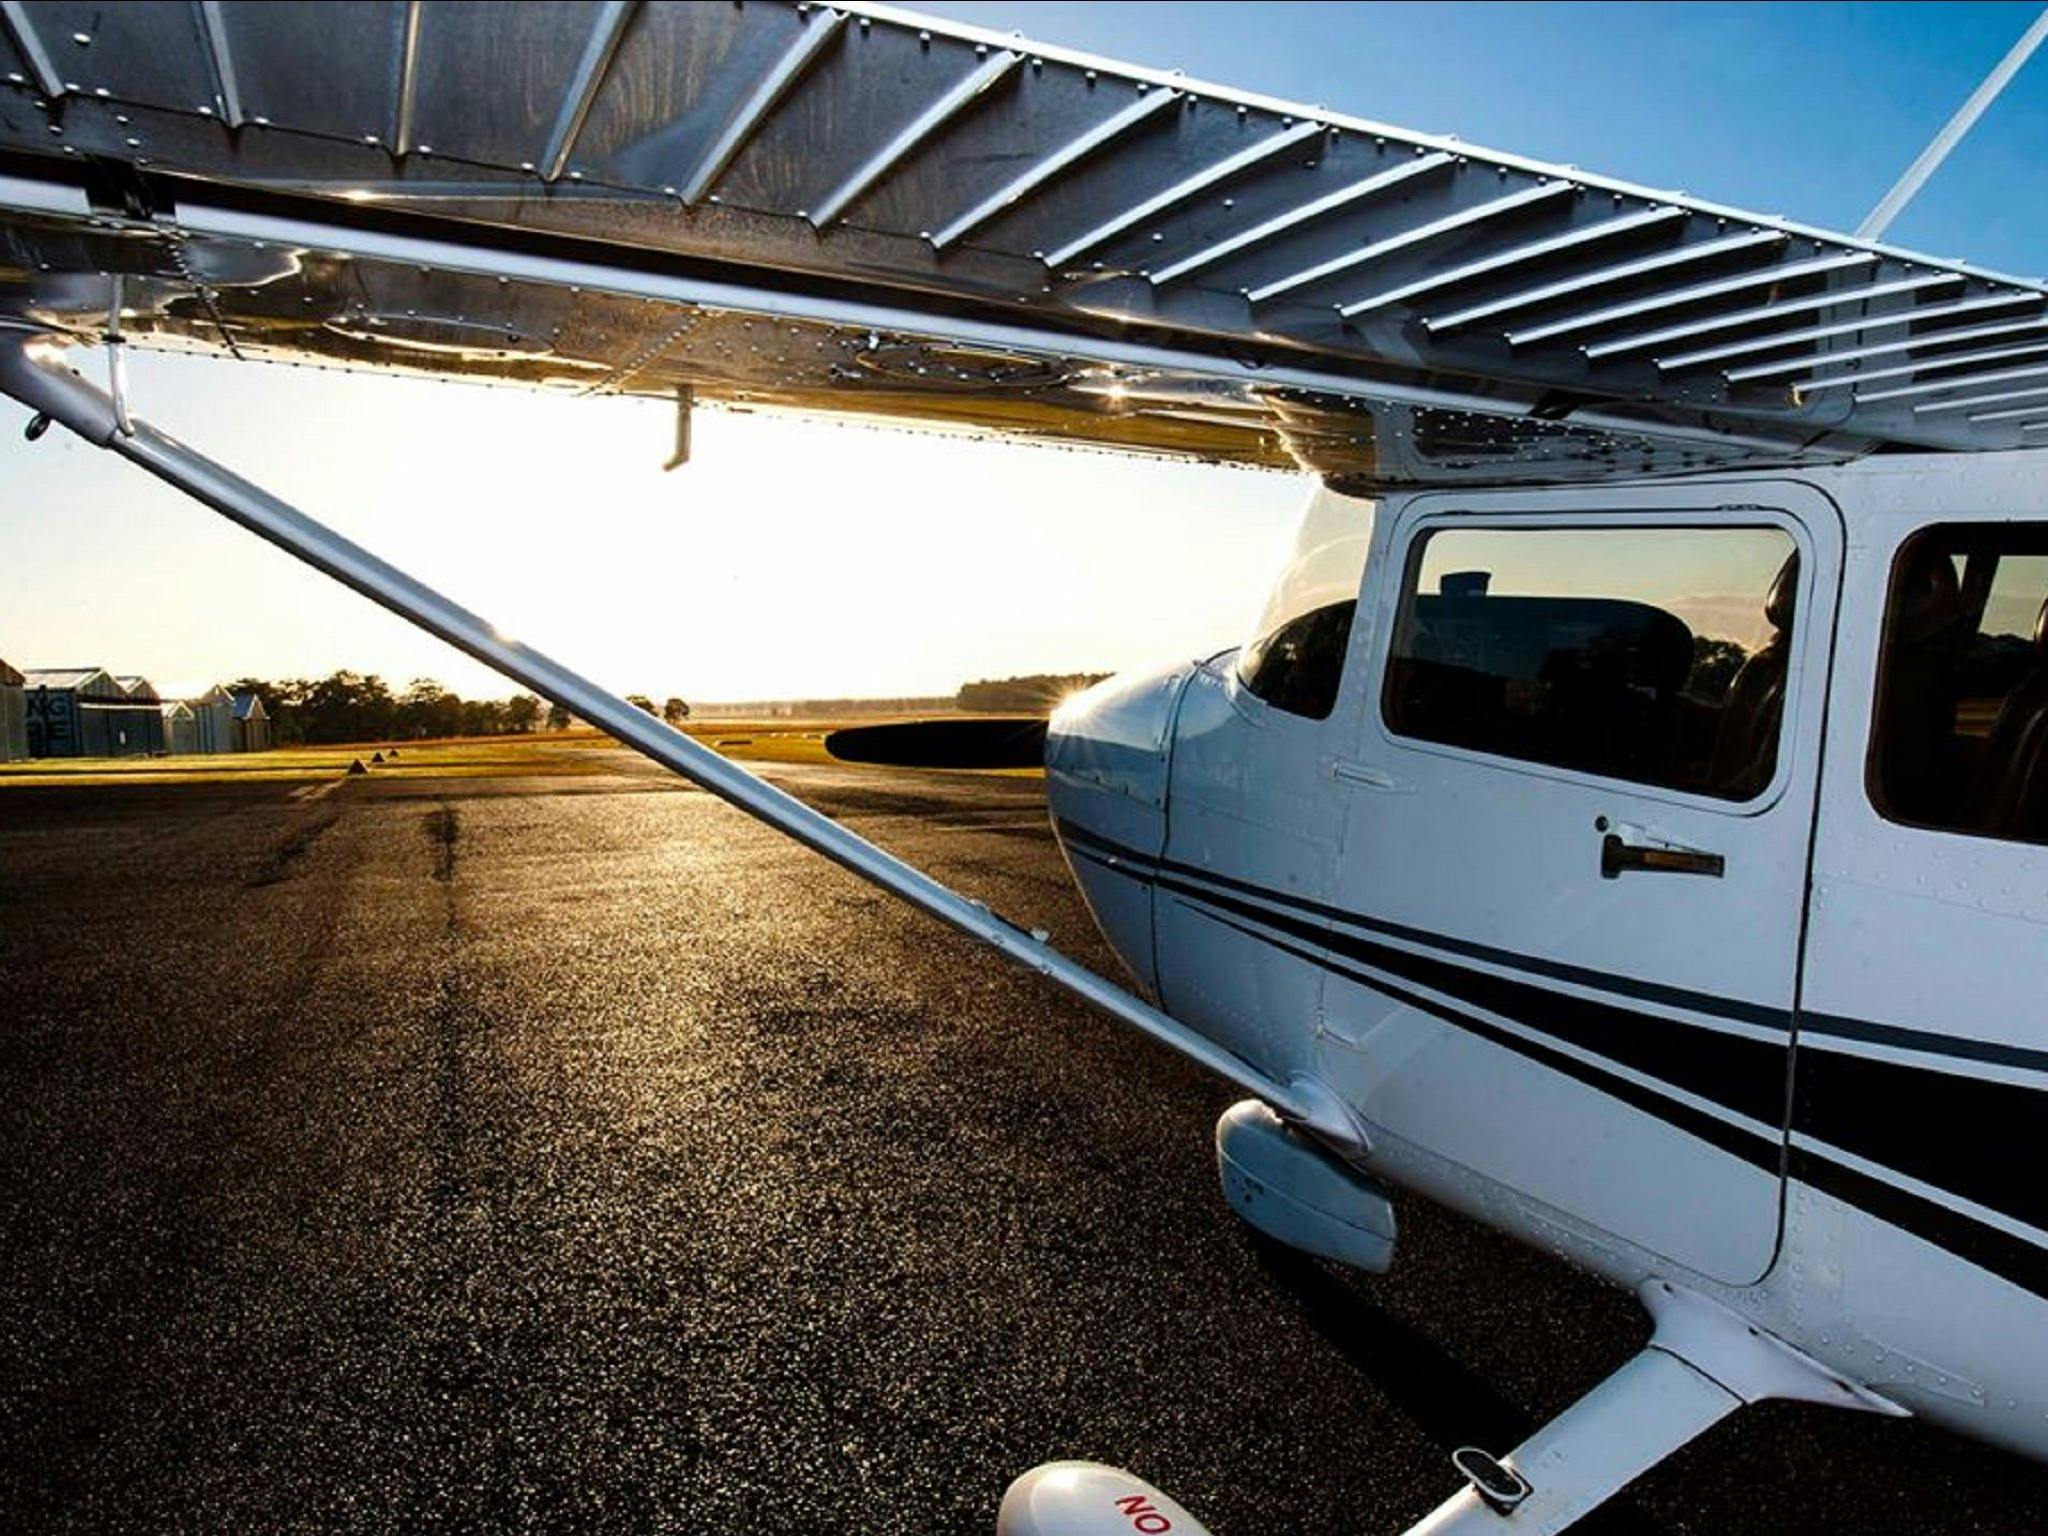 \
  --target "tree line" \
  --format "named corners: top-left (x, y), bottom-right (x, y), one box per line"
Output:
top-left (228, 667), bottom-right (1103, 745)
top-left (224, 672), bottom-right (572, 745)
top-left (955, 672), bottom-right (1110, 713)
